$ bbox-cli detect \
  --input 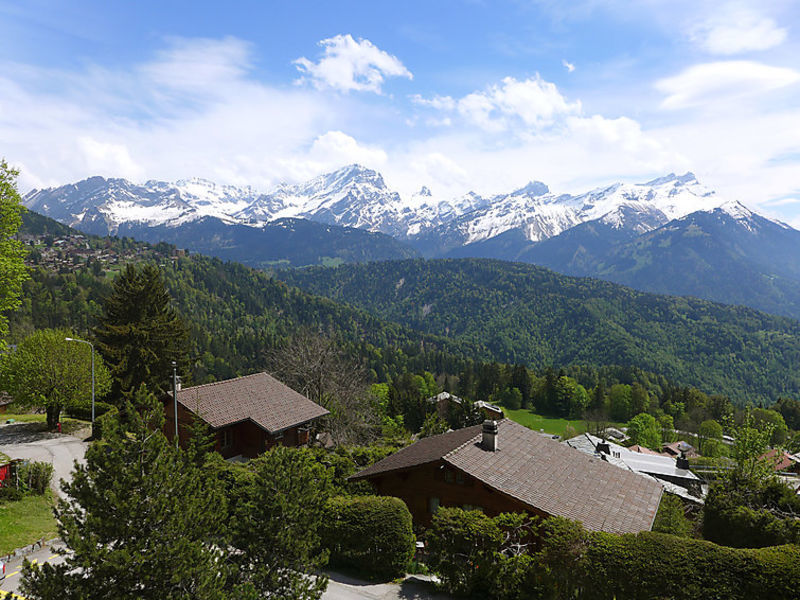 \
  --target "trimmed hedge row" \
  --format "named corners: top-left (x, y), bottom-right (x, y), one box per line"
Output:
top-left (584, 532), bottom-right (800, 600)
top-left (65, 401), bottom-right (115, 422)
top-left (321, 495), bottom-right (415, 580)
top-left (425, 508), bottom-right (800, 600)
